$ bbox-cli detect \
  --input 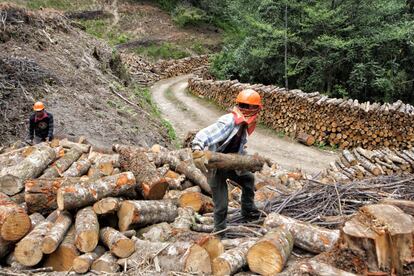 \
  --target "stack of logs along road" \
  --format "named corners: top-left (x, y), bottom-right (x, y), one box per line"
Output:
top-left (0, 139), bottom-right (413, 275)
top-left (316, 146), bottom-right (414, 183)
top-left (188, 77), bottom-right (414, 150)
